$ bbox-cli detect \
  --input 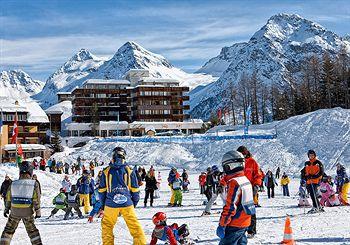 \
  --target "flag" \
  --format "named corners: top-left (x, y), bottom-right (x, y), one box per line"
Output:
top-left (244, 106), bottom-right (251, 135)
top-left (217, 108), bottom-right (222, 120)
top-left (17, 144), bottom-right (23, 164)
top-left (245, 106), bottom-right (251, 127)
top-left (11, 113), bottom-right (18, 144)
